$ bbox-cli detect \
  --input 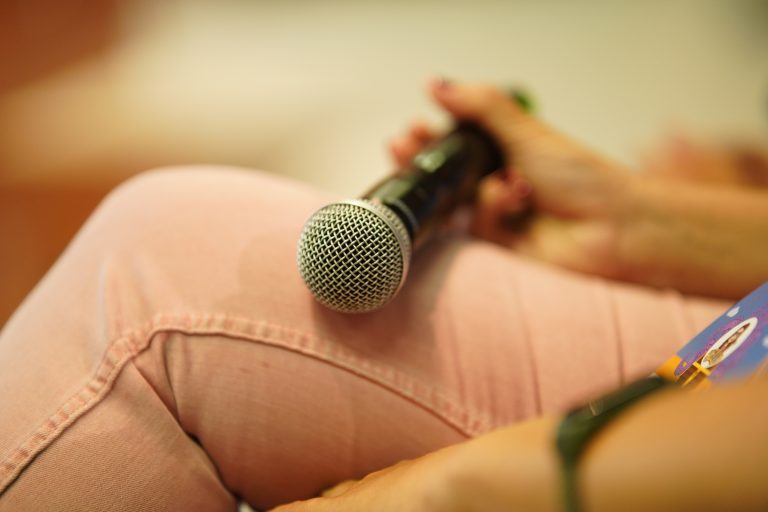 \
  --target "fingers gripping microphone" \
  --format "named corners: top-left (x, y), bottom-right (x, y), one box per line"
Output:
top-left (297, 122), bottom-right (504, 313)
